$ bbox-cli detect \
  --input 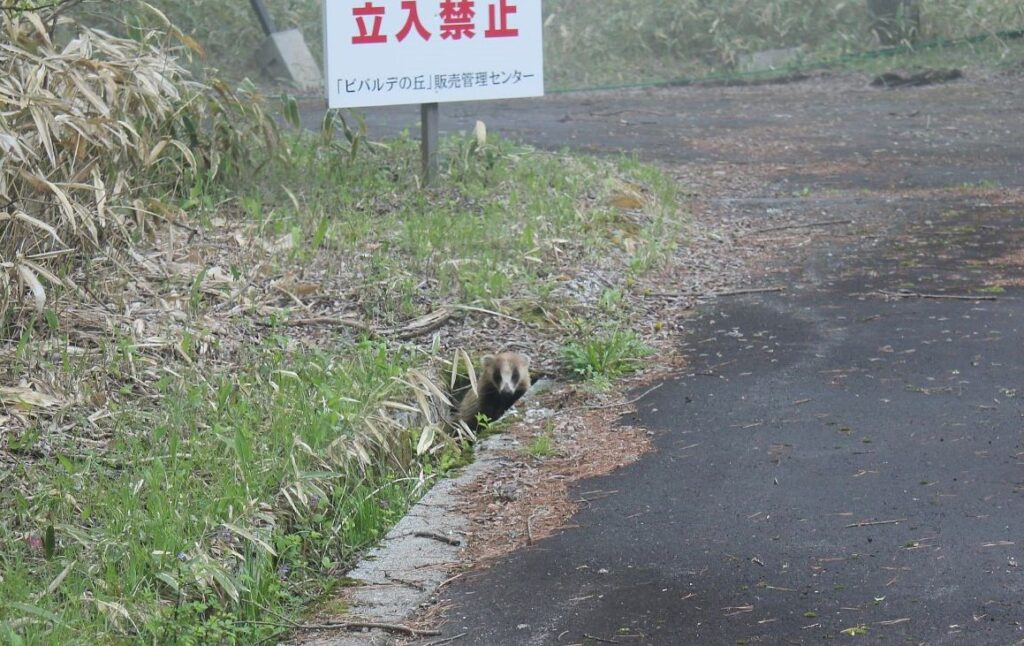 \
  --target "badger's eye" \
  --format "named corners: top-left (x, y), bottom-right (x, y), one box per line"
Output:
top-left (510, 369), bottom-right (519, 383)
